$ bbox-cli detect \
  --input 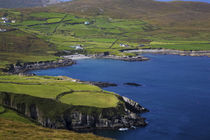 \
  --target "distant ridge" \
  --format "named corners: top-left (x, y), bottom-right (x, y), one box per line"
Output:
top-left (0, 0), bottom-right (61, 8)
top-left (46, 0), bottom-right (210, 27)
